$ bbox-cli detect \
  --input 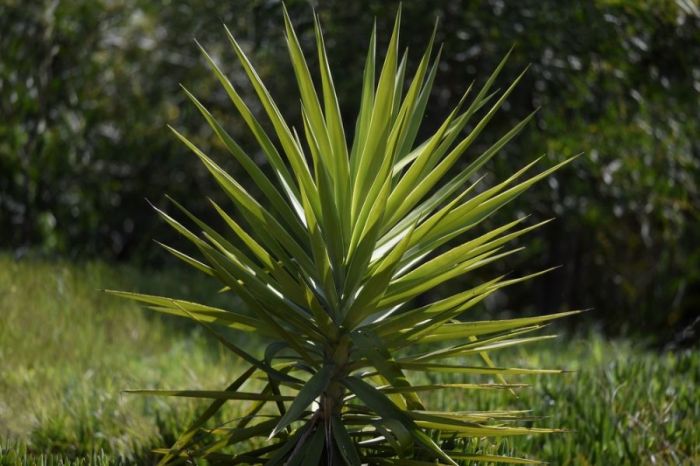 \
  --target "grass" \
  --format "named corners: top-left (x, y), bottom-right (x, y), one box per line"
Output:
top-left (0, 255), bottom-right (697, 465)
